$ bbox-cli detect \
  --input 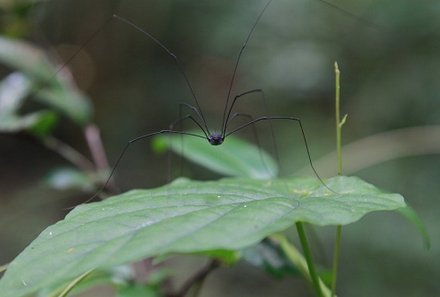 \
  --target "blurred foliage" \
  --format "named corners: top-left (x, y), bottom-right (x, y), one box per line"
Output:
top-left (0, 0), bottom-right (439, 296)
